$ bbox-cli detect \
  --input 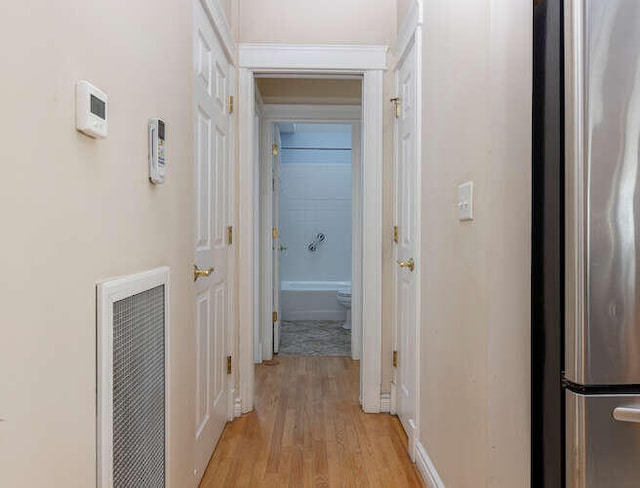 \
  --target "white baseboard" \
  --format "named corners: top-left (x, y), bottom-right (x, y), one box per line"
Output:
top-left (390, 382), bottom-right (397, 415)
top-left (379, 392), bottom-right (391, 413)
top-left (415, 440), bottom-right (445, 488)
top-left (234, 397), bottom-right (242, 418)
